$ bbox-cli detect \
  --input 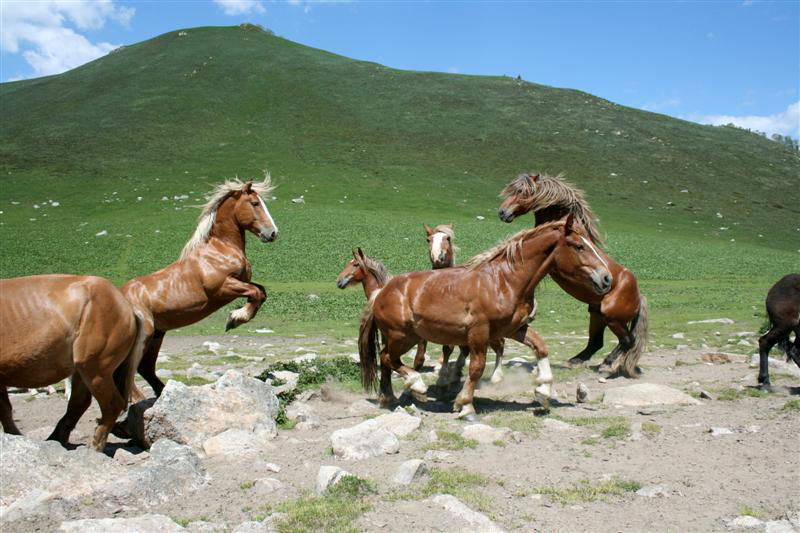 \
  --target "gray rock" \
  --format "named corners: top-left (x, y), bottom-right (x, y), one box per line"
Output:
top-left (315, 465), bottom-right (352, 494)
top-left (749, 354), bottom-right (800, 377)
top-left (330, 411), bottom-right (421, 460)
top-left (602, 383), bottom-right (702, 407)
top-left (461, 423), bottom-right (512, 444)
top-left (635, 485), bottom-right (671, 498)
top-left (114, 447), bottom-right (149, 466)
top-left (253, 477), bottom-right (284, 494)
top-left (128, 369), bottom-right (279, 450)
top-left (186, 521), bottom-right (228, 533)
top-left (710, 427), bottom-right (734, 437)
top-left (186, 363), bottom-right (208, 379)
top-left (728, 515), bottom-right (763, 528)
top-left (543, 418), bottom-right (577, 432)
top-left (426, 494), bottom-right (506, 532)
top-left (764, 520), bottom-right (797, 533)
top-left (202, 428), bottom-right (276, 457)
top-left (687, 318), bottom-right (734, 325)
top-left (424, 450), bottom-right (454, 463)
top-left (286, 401), bottom-right (316, 422)
top-left (391, 459), bottom-right (427, 485)
top-left (59, 514), bottom-right (185, 532)
top-left (232, 520), bottom-right (277, 533)
top-left (576, 382), bottom-right (589, 403)
top-left (271, 370), bottom-right (299, 395)
top-left (346, 399), bottom-right (378, 416)
top-left (699, 390), bottom-right (715, 400)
